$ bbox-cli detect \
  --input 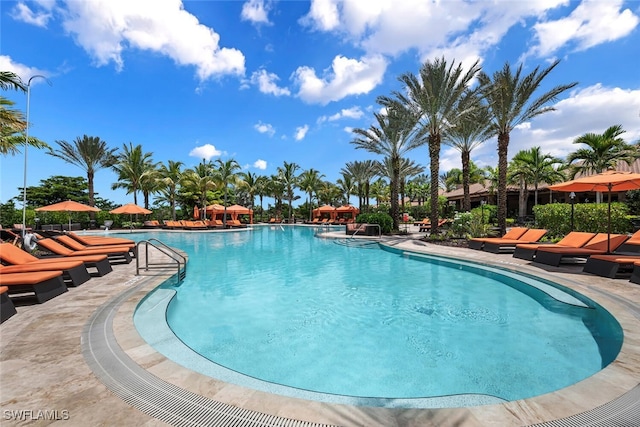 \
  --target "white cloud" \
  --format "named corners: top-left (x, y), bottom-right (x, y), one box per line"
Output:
top-left (318, 106), bottom-right (364, 124)
top-left (250, 68), bottom-right (291, 96)
top-left (0, 55), bottom-right (49, 84)
top-left (241, 0), bottom-right (272, 25)
top-left (189, 143), bottom-right (222, 161)
top-left (299, 0), bottom-right (340, 31)
top-left (254, 121), bottom-right (275, 136)
top-left (10, 2), bottom-right (53, 27)
top-left (253, 159), bottom-right (267, 170)
top-left (529, 0), bottom-right (639, 58)
top-left (38, 0), bottom-right (246, 80)
top-left (292, 55), bottom-right (387, 105)
top-left (294, 125), bottom-right (309, 141)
